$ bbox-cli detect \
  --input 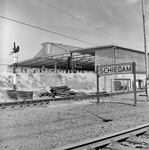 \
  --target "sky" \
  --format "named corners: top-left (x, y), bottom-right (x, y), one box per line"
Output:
top-left (0, 0), bottom-right (149, 63)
